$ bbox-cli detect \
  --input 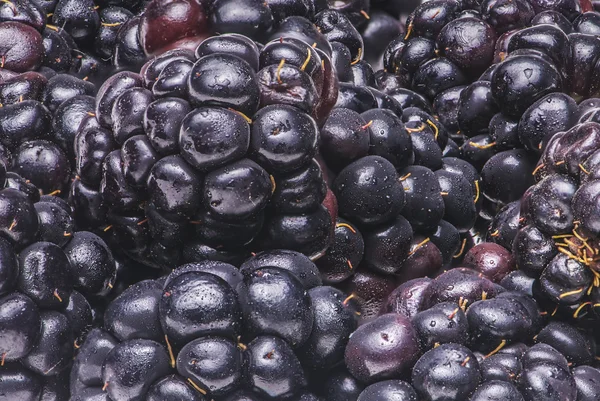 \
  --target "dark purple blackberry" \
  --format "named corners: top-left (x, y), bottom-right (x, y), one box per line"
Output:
top-left (69, 30), bottom-right (339, 269)
top-left (71, 257), bottom-right (357, 400)
top-left (0, 179), bottom-right (116, 399)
